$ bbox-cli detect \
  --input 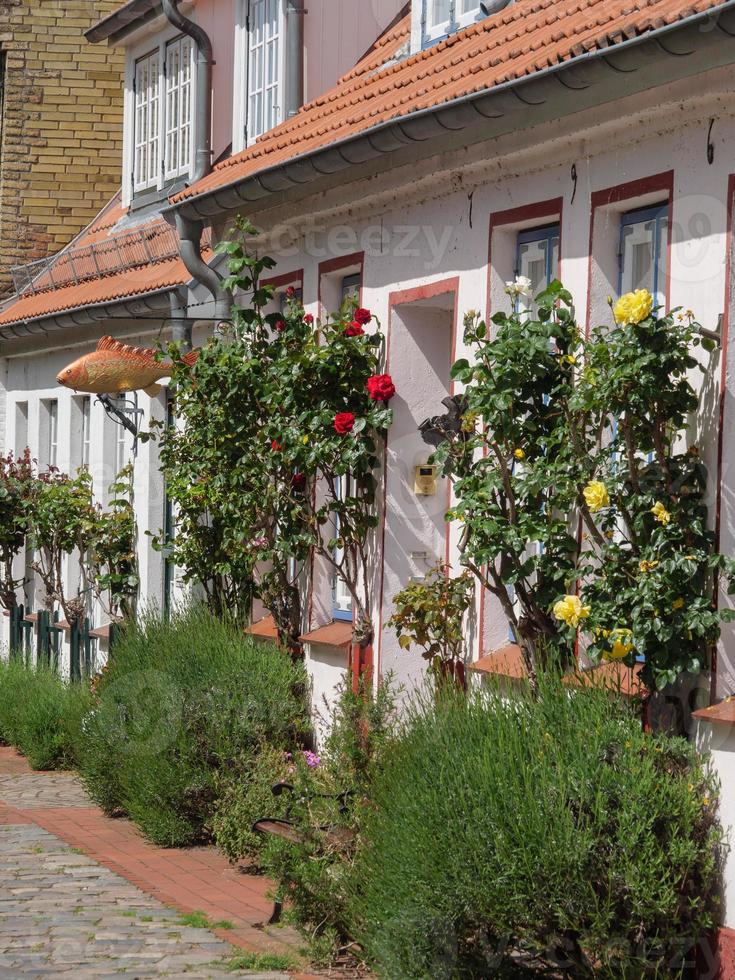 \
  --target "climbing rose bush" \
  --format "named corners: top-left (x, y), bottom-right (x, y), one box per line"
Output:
top-left (156, 218), bottom-right (392, 646)
top-left (436, 281), bottom-right (735, 691)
